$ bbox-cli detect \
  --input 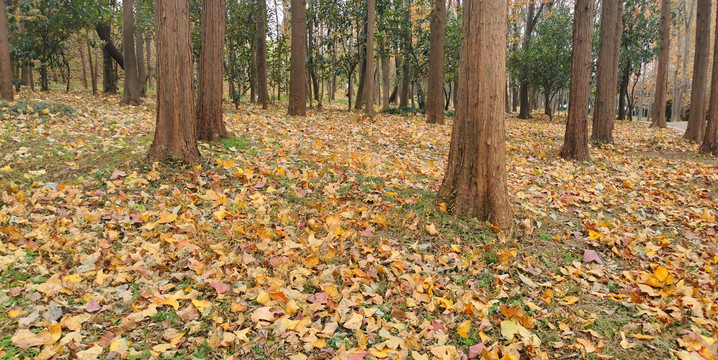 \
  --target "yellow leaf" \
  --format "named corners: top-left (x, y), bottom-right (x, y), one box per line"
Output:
top-left (157, 212), bottom-right (177, 224)
top-left (0, 165), bottom-right (12, 172)
top-left (562, 296), bottom-right (579, 305)
top-left (654, 266), bottom-right (669, 283)
top-left (343, 312), bottom-right (363, 330)
top-left (49, 324), bottom-right (62, 343)
top-left (457, 320), bottom-right (471, 339)
top-left (42, 108), bottom-right (49, 115)
top-left (500, 319), bottom-right (531, 341)
top-left (162, 296), bottom-right (180, 311)
top-left (7, 309), bottom-right (23, 318)
top-left (588, 230), bottom-right (604, 240)
top-left (192, 299), bottom-right (212, 313)
top-left (152, 344), bottom-right (174, 353)
top-left (425, 223), bottom-right (439, 236)
top-left (289, 354), bottom-right (308, 360)
top-left (76, 345), bottom-right (103, 360)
